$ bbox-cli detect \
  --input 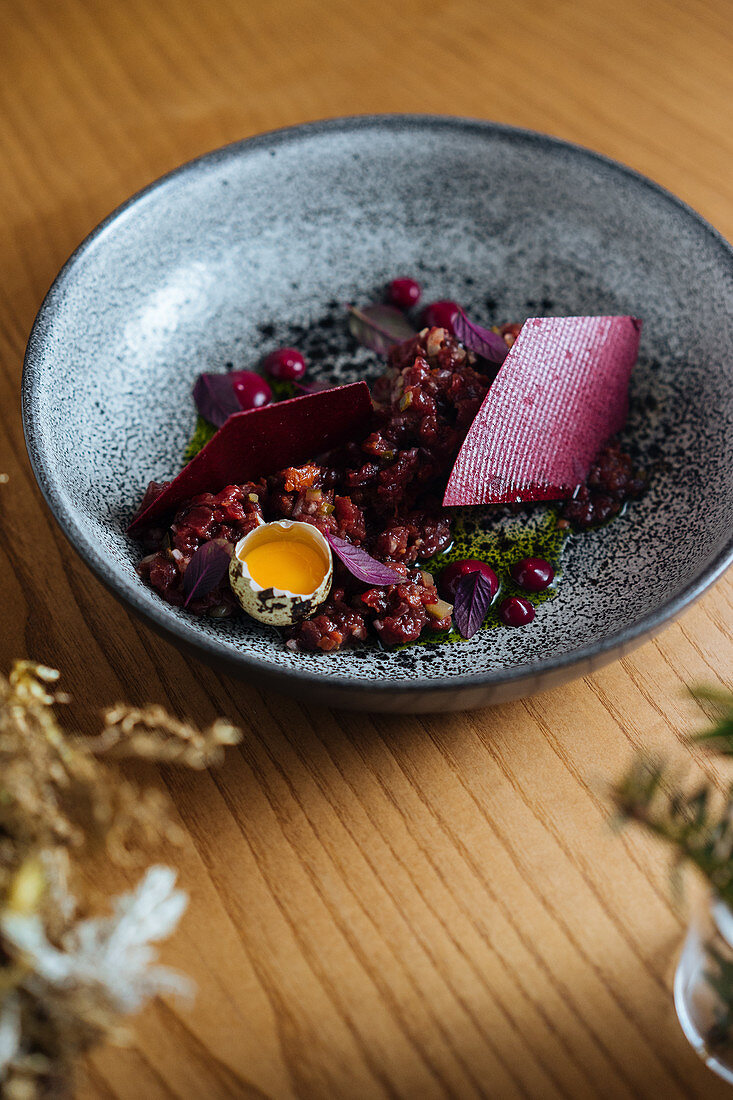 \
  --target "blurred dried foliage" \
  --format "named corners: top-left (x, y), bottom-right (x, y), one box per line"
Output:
top-left (0, 661), bottom-right (241, 1098)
